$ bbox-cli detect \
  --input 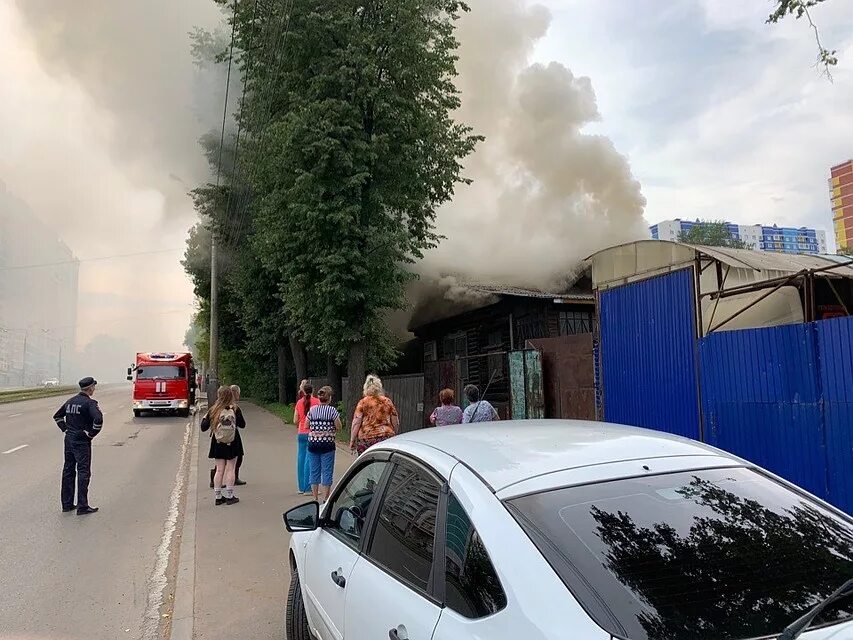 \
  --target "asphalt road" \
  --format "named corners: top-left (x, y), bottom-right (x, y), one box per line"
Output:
top-left (0, 385), bottom-right (190, 640)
